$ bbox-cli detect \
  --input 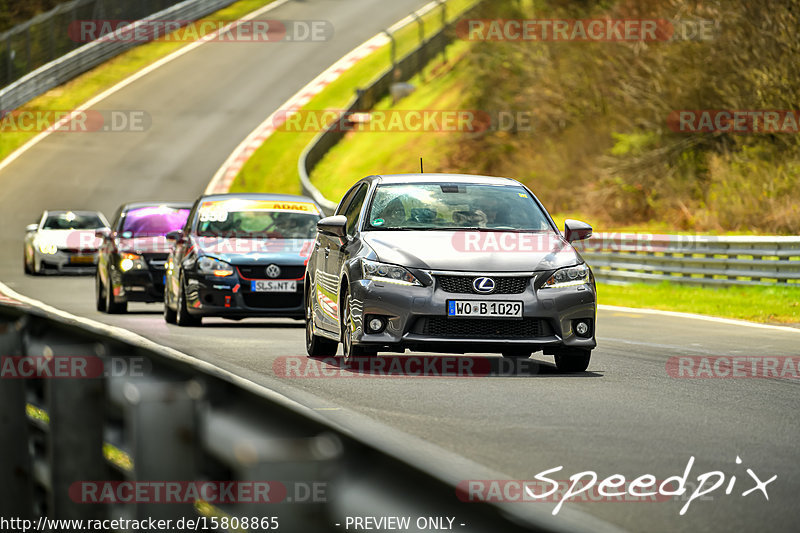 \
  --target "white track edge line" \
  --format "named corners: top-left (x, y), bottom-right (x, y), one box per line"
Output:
top-left (599, 304), bottom-right (800, 333)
